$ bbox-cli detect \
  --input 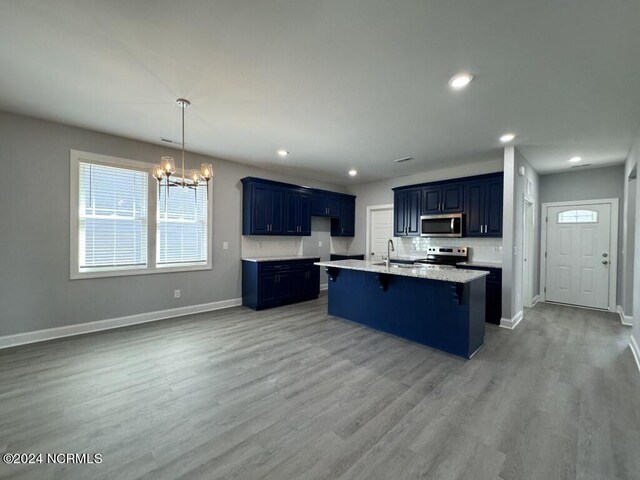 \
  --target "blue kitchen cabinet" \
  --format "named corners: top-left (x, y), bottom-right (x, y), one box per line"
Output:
top-left (456, 265), bottom-right (502, 324)
top-left (242, 178), bottom-right (285, 235)
top-left (484, 177), bottom-right (503, 236)
top-left (242, 259), bottom-right (321, 310)
top-left (464, 173), bottom-right (503, 237)
top-left (243, 178), bottom-right (355, 237)
top-left (394, 188), bottom-right (421, 236)
top-left (312, 192), bottom-right (341, 217)
top-left (421, 184), bottom-right (463, 214)
top-left (331, 195), bottom-right (356, 237)
top-left (285, 189), bottom-right (312, 235)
